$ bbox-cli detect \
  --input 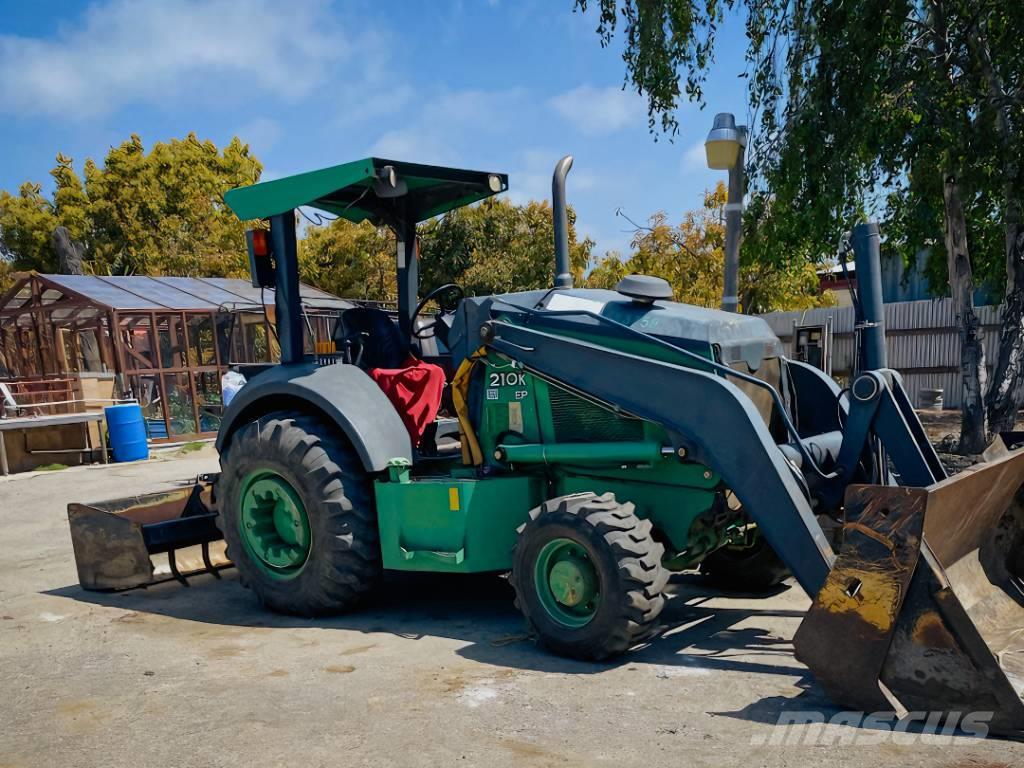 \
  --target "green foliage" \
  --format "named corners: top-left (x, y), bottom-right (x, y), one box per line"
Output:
top-left (579, 0), bottom-right (1024, 442)
top-left (299, 220), bottom-right (396, 302)
top-left (298, 198), bottom-right (594, 302)
top-left (0, 134), bottom-right (262, 278)
top-left (0, 253), bottom-right (16, 294)
top-left (0, 182), bottom-right (62, 273)
top-left (577, 0), bottom-right (1023, 295)
top-left (574, 0), bottom-right (731, 135)
top-left (419, 199), bottom-right (593, 296)
top-left (587, 183), bottom-right (830, 312)
top-left (166, 385), bottom-right (197, 435)
top-left (742, 0), bottom-right (1021, 291)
